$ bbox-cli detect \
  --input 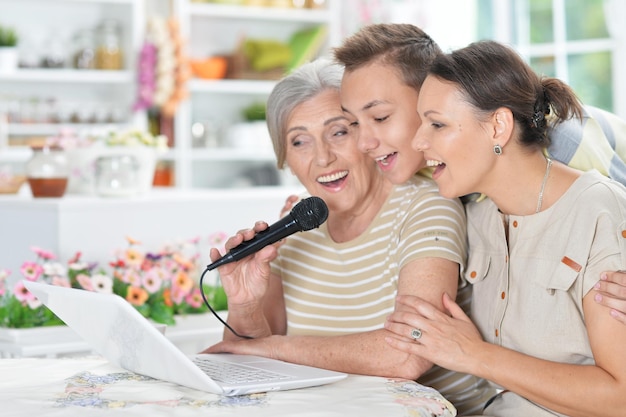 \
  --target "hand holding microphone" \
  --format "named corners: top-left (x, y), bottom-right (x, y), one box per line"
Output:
top-left (206, 196), bottom-right (329, 271)
top-left (201, 196), bottom-right (328, 339)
